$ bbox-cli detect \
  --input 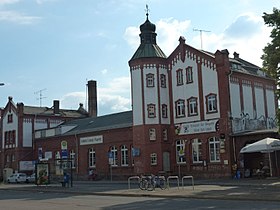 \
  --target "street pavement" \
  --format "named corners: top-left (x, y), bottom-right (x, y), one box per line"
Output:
top-left (1, 177), bottom-right (280, 202)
